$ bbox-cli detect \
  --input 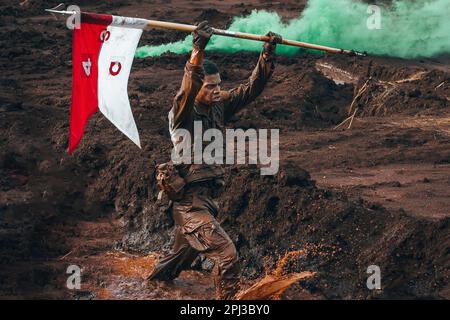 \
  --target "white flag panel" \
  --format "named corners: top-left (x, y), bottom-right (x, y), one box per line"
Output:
top-left (98, 26), bottom-right (142, 148)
